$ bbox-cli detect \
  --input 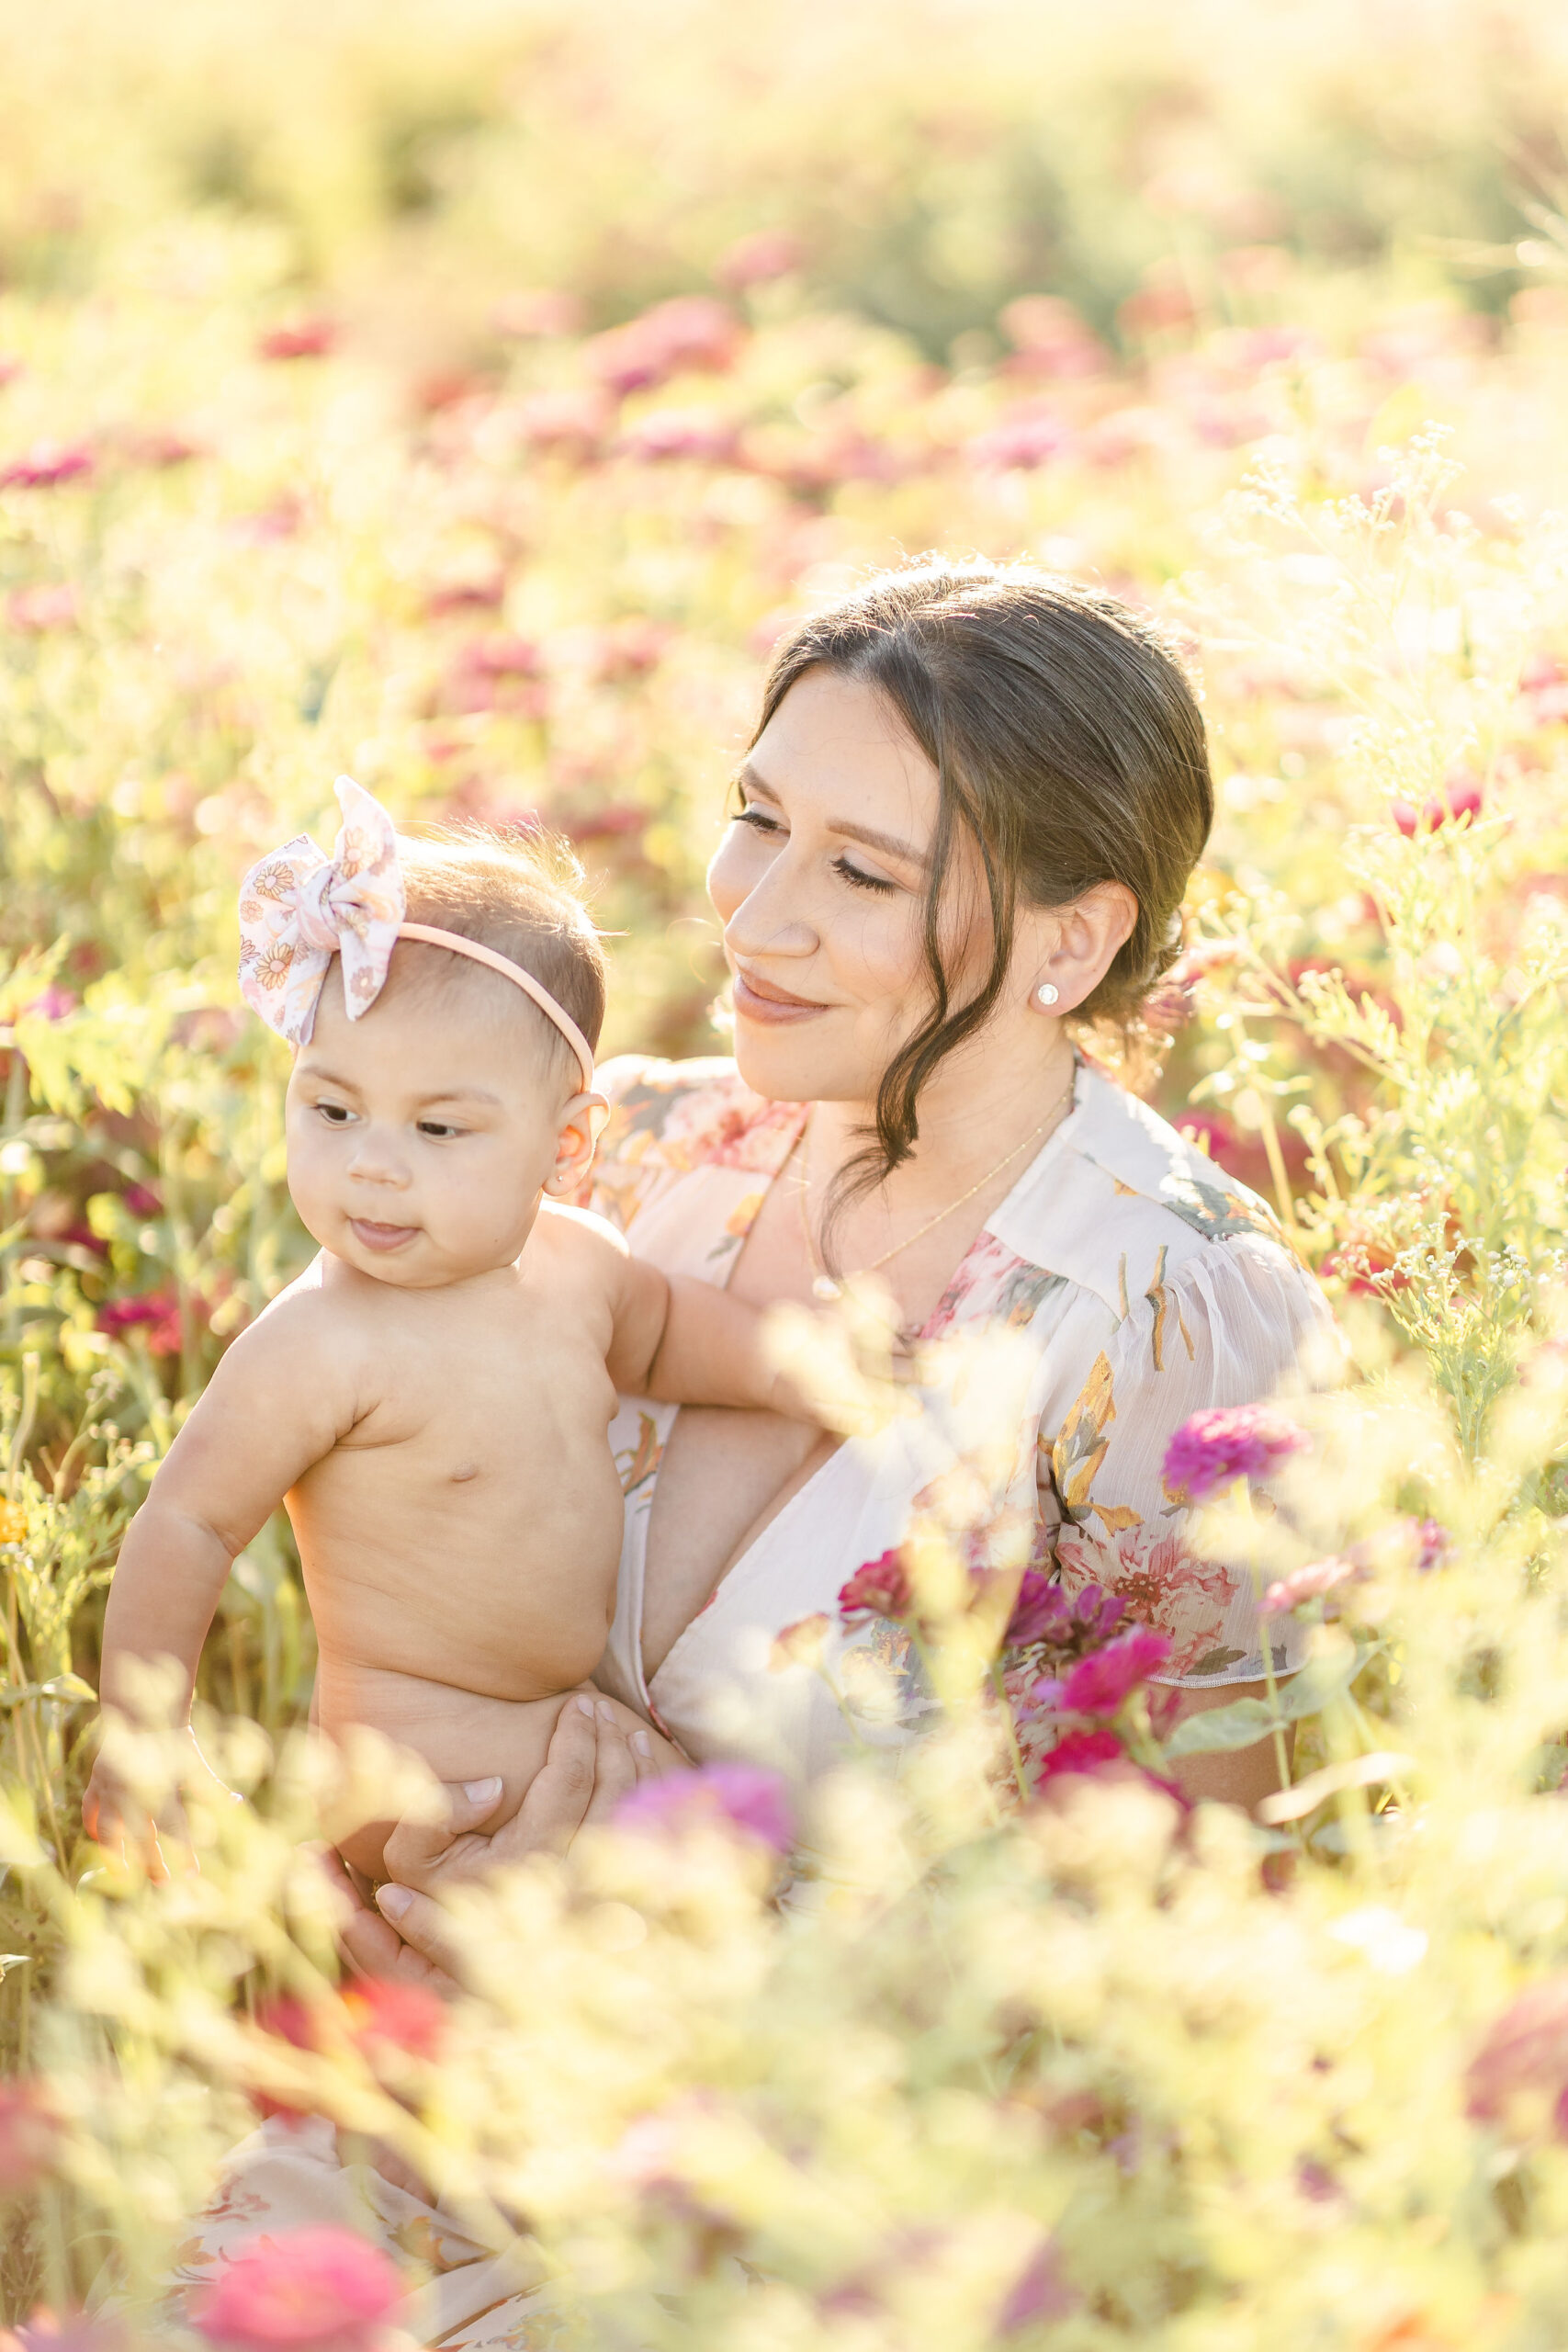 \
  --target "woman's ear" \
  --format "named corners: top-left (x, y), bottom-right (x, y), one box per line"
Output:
top-left (1027, 883), bottom-right (1139, 1013)
top-left (544, 1092), bottom-right (608, 1198)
